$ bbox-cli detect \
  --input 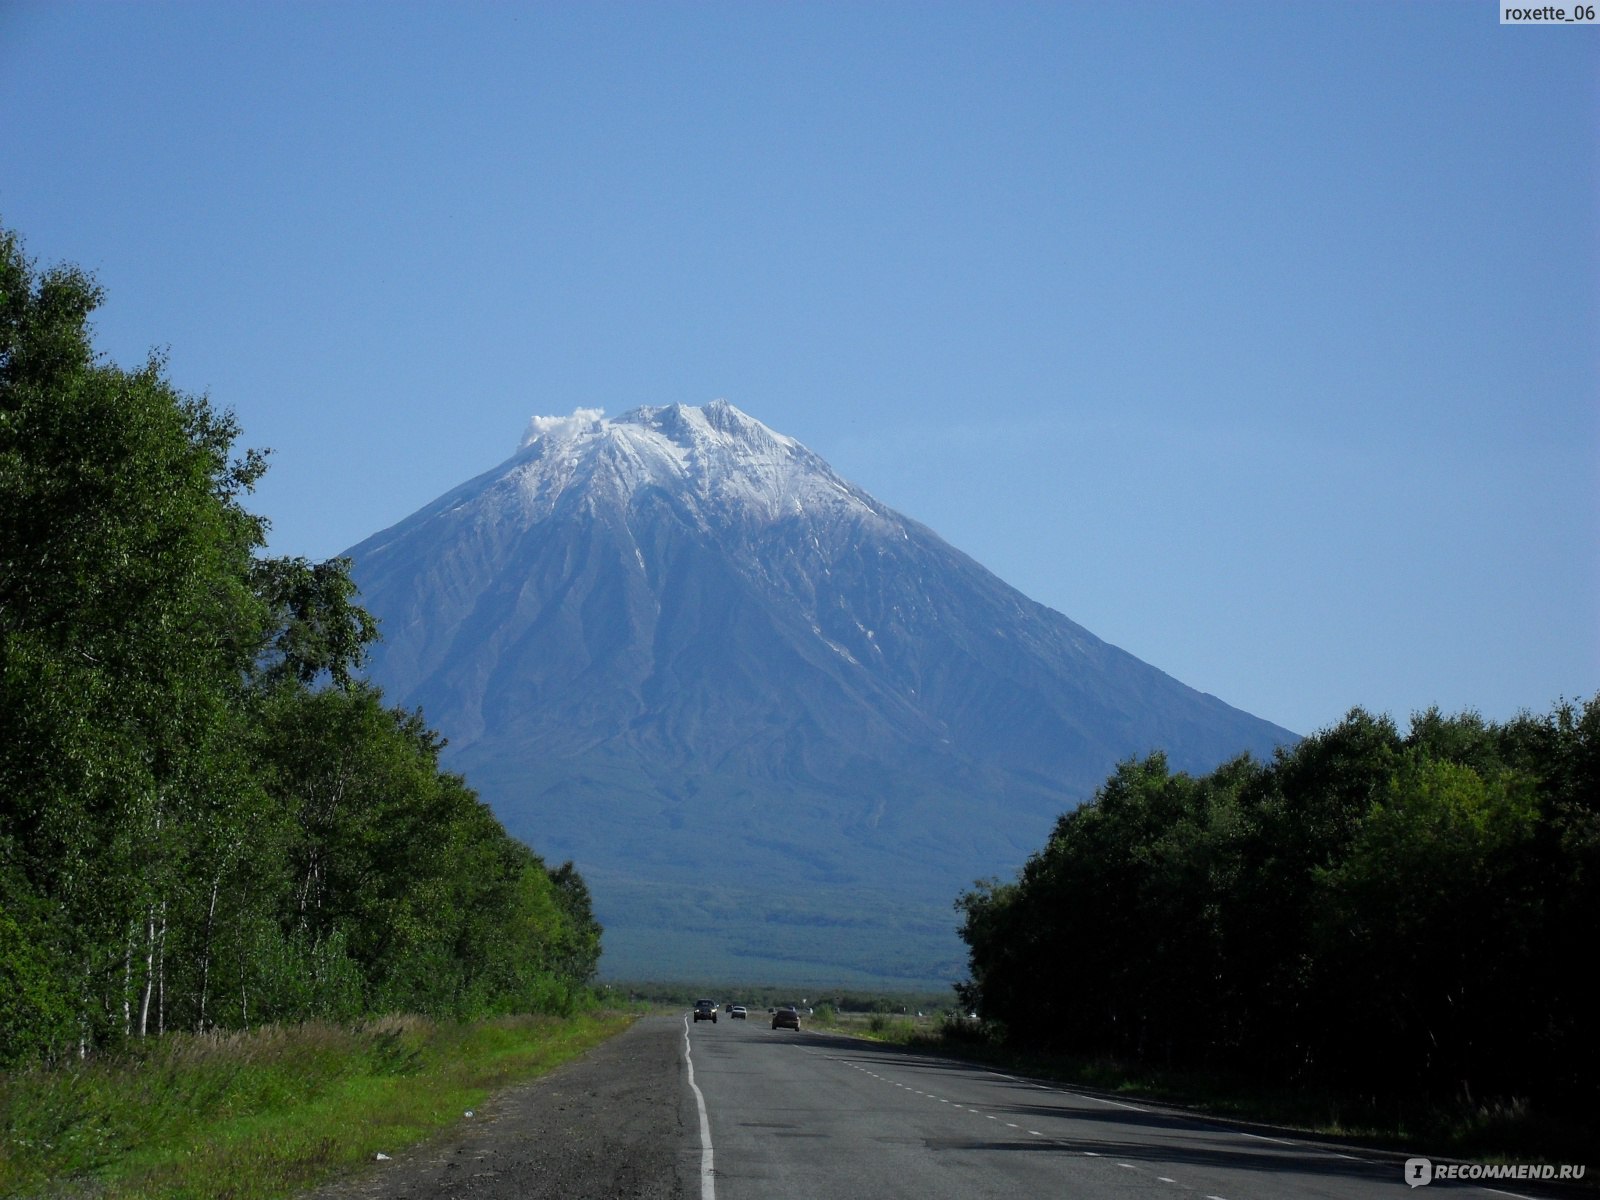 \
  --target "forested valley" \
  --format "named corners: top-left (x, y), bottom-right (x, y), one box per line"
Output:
top-left (958, 699), bottom-right (1598, 1123)
top-left (0, 226), bottom-right (600, 1068)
